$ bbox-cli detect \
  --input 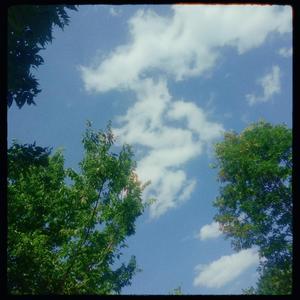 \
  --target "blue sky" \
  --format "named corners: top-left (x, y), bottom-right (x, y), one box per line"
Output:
top-left (8, 4), bottom-right (292, 295)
